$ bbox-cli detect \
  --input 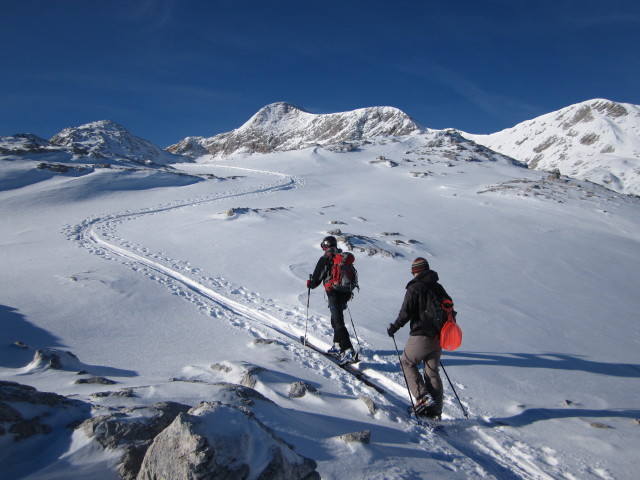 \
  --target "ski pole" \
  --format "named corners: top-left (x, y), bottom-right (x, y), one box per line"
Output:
top-left (346, 305), bottom-right (362, 354)
top-left (303, 275), bottom-right (311, 345)
top-left (440, 360), bottom-right (468, 418)
top-left (392, 335), bottom-right (419, 421)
